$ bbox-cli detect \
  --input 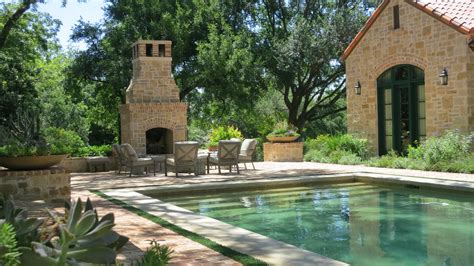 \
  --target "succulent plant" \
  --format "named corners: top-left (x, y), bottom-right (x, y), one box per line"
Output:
top-left (0, 195), bottom-right (42, 247)
top-left (20, 197), bottom-right (128, 265)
